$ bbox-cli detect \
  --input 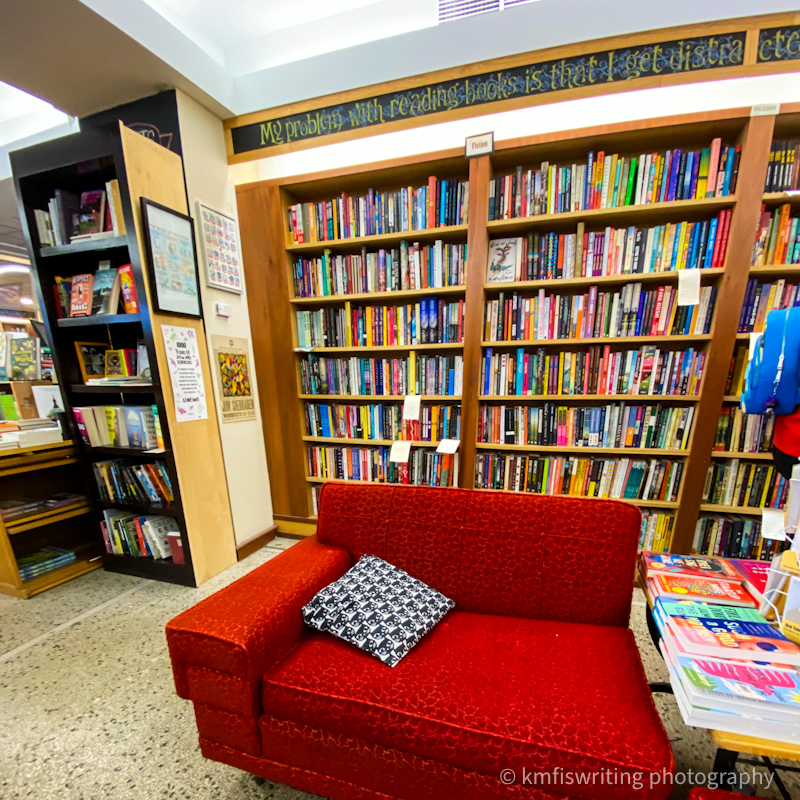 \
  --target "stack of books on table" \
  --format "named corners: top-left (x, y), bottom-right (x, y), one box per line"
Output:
top-left (639, 551), bottom-right (800, 744)
top-left (0, 419), bottom-right (63, 448)
top-left (16, 546), bottom-right (77, 581)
